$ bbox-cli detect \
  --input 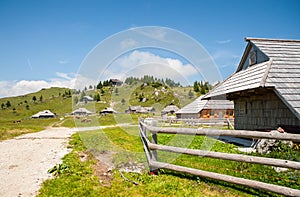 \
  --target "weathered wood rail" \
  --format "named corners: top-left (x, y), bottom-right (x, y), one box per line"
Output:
top-left (155, 117), bottom-right (234, 129)
top-left (138, 118), bottom-right (300, 196)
